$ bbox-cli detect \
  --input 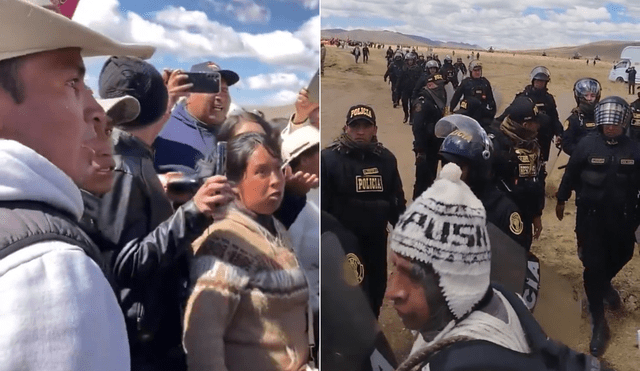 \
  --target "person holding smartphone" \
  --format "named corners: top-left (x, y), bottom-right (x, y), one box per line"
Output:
top-left (154, 61), bottom-right (240, 172)
top-left (95, 56), bottom-right (234, 371)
